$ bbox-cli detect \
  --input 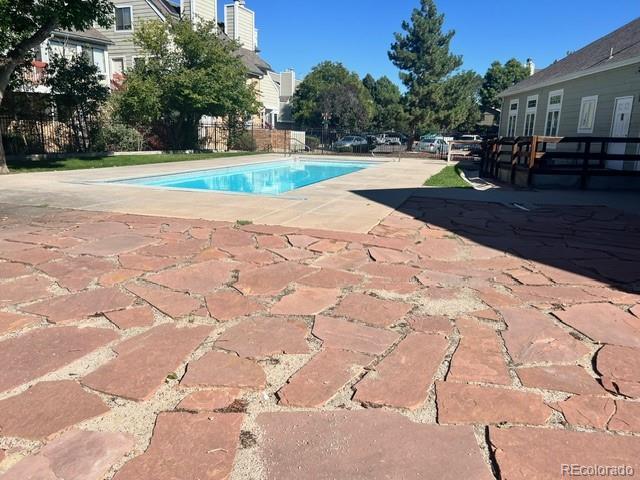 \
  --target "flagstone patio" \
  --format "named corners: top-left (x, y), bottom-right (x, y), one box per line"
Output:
top-left (0, 197), bottom-right (639, 479)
